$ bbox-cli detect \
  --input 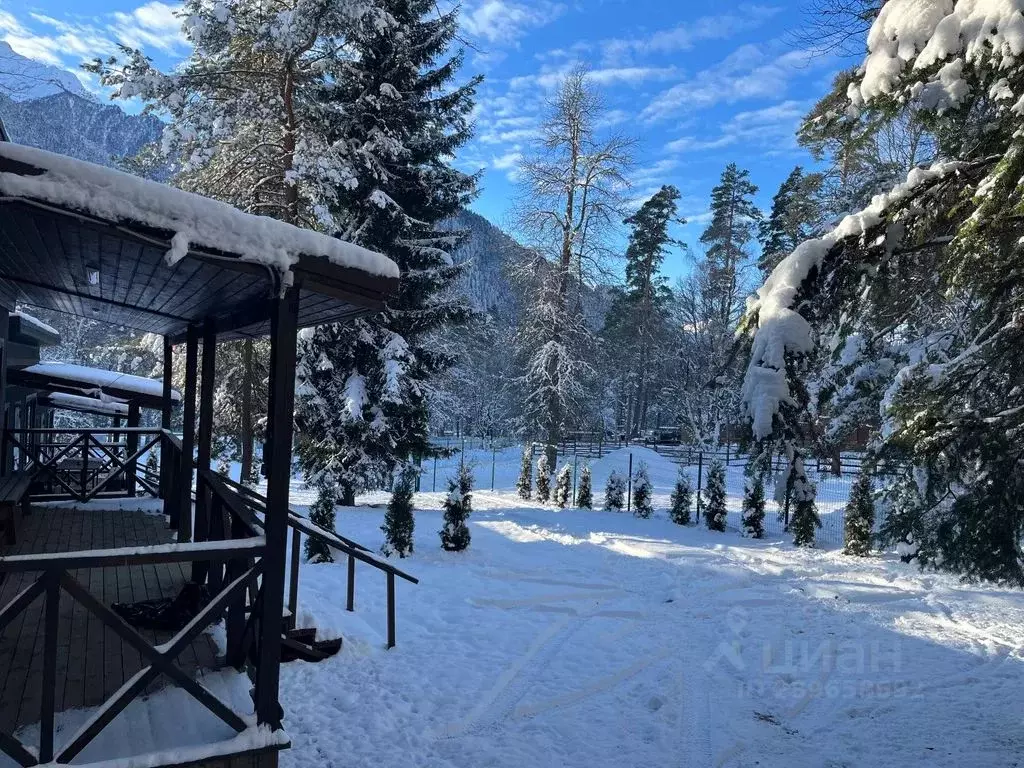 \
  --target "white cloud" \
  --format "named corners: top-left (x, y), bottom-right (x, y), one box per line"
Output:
top-left (110, 1), bottom-right (186, 54)
top-left (641, 46), bottom-right (819, 121)
top-left (665, 99), bottom-right (810, 155)
top-left (461, 0), bottom-right (566, 46)
top-left (601, 5), bottom-right (782, 65)
top-left (491, 150), bottom-right (522, 170)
